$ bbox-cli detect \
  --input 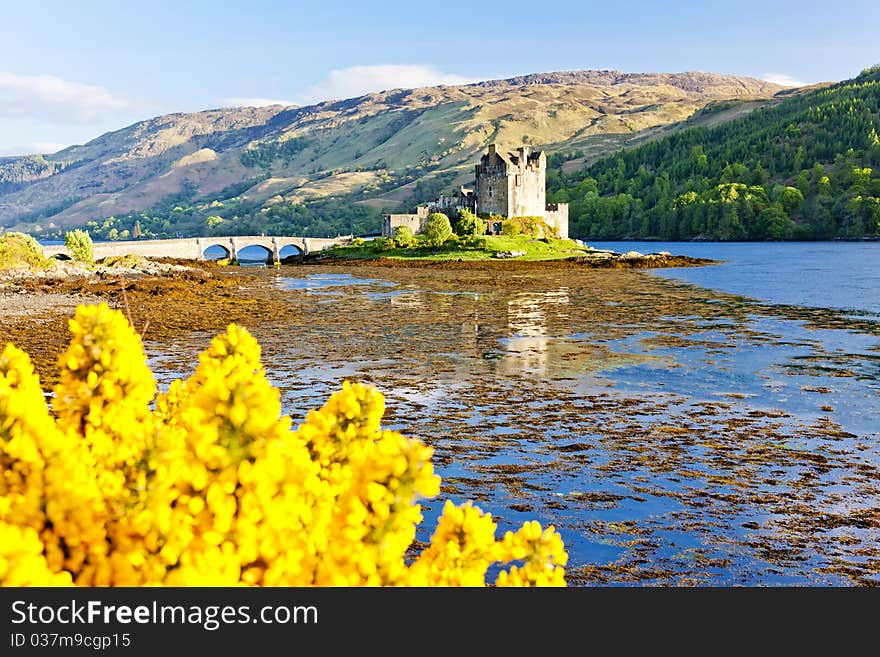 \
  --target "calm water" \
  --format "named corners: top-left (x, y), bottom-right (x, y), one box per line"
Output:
top-left (148, 242), bottom-right (880, 586)
top-left (589, 241), bottom-right (880, 315)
